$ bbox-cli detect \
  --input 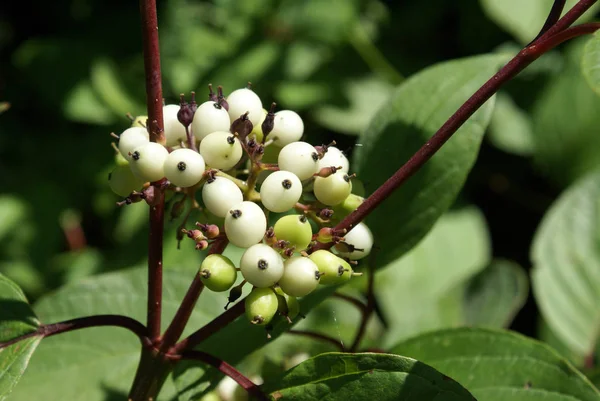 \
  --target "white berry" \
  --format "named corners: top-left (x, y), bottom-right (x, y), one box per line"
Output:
top-left (163, 104), bottom-right (188, 147)
top-left (271, 110), bottom-right (304, 147)
top-left (278, 141), bottom-right (319, 181)
top-left (163, 148), bottom-right (206, 188)
top-left (278, 256), bottom-right (320, 297)
top-left (192, 101), bottom-right (231, 141)
top-left (199, 131), bottom-right (243, 171)
top-left (240, 244), bottom-right (284, 288)
top-left (259, 171), bottom-right (302, 213)
top-left (318, 146), bottom-right (349, 173)
top-left (202, 176), bottom-right (244, 218)
top-left (224, 201), bottom-right (267, 248)
top-left (129, 142), bottom-right (169, 182)
top-left (226, 88), bottom-right (263, 127)
top-left (313, 170), bottom-right (352, 206)
top-left (335, 222), bottom-right (373, 260)
top-left (118, 127), bottom-right (149, 161)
